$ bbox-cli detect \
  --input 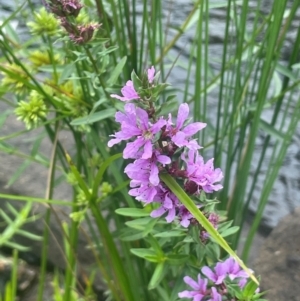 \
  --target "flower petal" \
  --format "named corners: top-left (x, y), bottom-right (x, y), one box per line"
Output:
top-left (147, 66), bottom-right (155, 83)
top-left (176, 103), bottom-right (189, 130)
top-left (201, 267), bottom-right (216, 282)
top-left (183, 276), bottom-right (200, 290)
top-left (150, 206), bottom-right (166, 218)
top-left (183, 122), bottom-right (206, 136)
